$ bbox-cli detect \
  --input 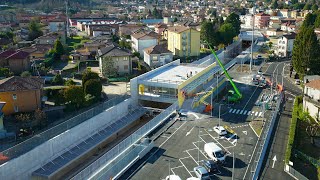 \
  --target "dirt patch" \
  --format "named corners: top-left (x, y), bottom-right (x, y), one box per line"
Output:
top-left (249, 119), bottom-right (265, 137)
